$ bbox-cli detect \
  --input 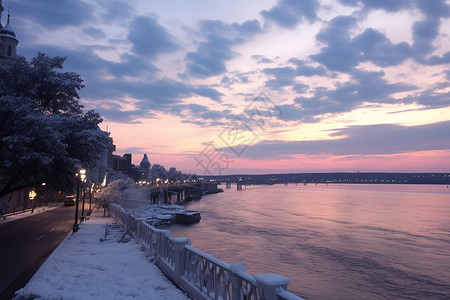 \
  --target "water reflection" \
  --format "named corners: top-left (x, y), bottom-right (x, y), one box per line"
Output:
top-left (169, 184), bottom-right (450, 299)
